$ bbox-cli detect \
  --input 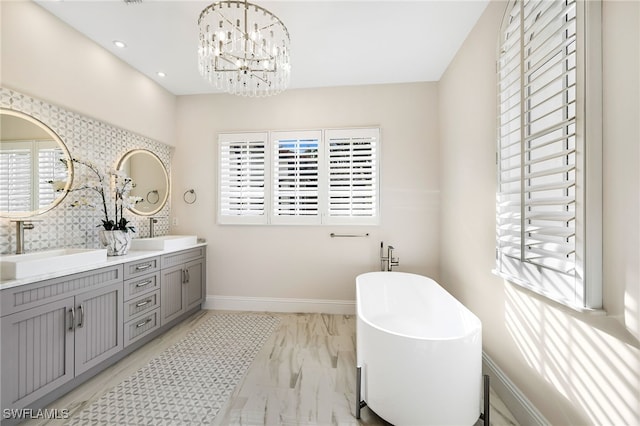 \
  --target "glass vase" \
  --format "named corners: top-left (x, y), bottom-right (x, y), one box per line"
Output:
top-left (98, 229), bottom-right (132, 256)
